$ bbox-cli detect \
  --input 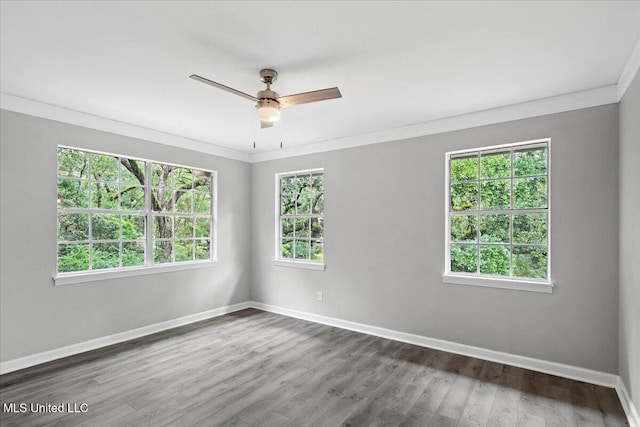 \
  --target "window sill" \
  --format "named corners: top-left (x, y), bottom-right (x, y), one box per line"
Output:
top-left (442, 273), bottom-right (553, 293)
top-left (54, 260), bottom-right (219, 286)
top-left (273, 259), bottom-right (325, 271)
